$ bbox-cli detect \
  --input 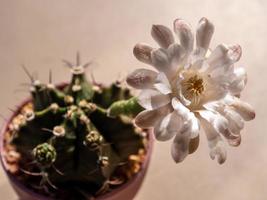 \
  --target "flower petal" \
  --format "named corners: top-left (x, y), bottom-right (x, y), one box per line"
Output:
top-left (171, 97), bottom-right (191, 118)
top-left (138, 89), bottom-right (171, 110)
top-left (133, 43), bottom-right (153, 65)
top-left (172, 98), bottom-right (199, 138)
top-left (207, 44), bottom-right (242, 73)
top-left (151, 25), bottom-right (175, 49)
top-left (151, 48), bottom-right (170, 72)
top-left (227, 44), bottom-right (242, 62)
top-left (171, 123), bottom-right (191, 163)
top-left (199, 116), bottom-right (227, 164)
top-left (198, 110), bottom-right (228, 134)
top-left (229, 67), bottom-right (247, 95)
top-left (223, 107), bottom-right (244, 134)
top-left (188, 135), bottom-right (200, 154)
top-left (230, 98), bottom-right (255, 121)
top-left (173, 18), bottom-right (194, 53)
top-left (154, 111), bottom-right (181, 141)
top-left (196, 17), bottom-right (214, 56)
top-left (154, 72), bottom-right (172, 95)
top-left (135, 104), bottom-right (171, 128)
top-left (127, 68), bottom-right (158, 89)
top-left (168, 43), bottom-right (185, 66)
